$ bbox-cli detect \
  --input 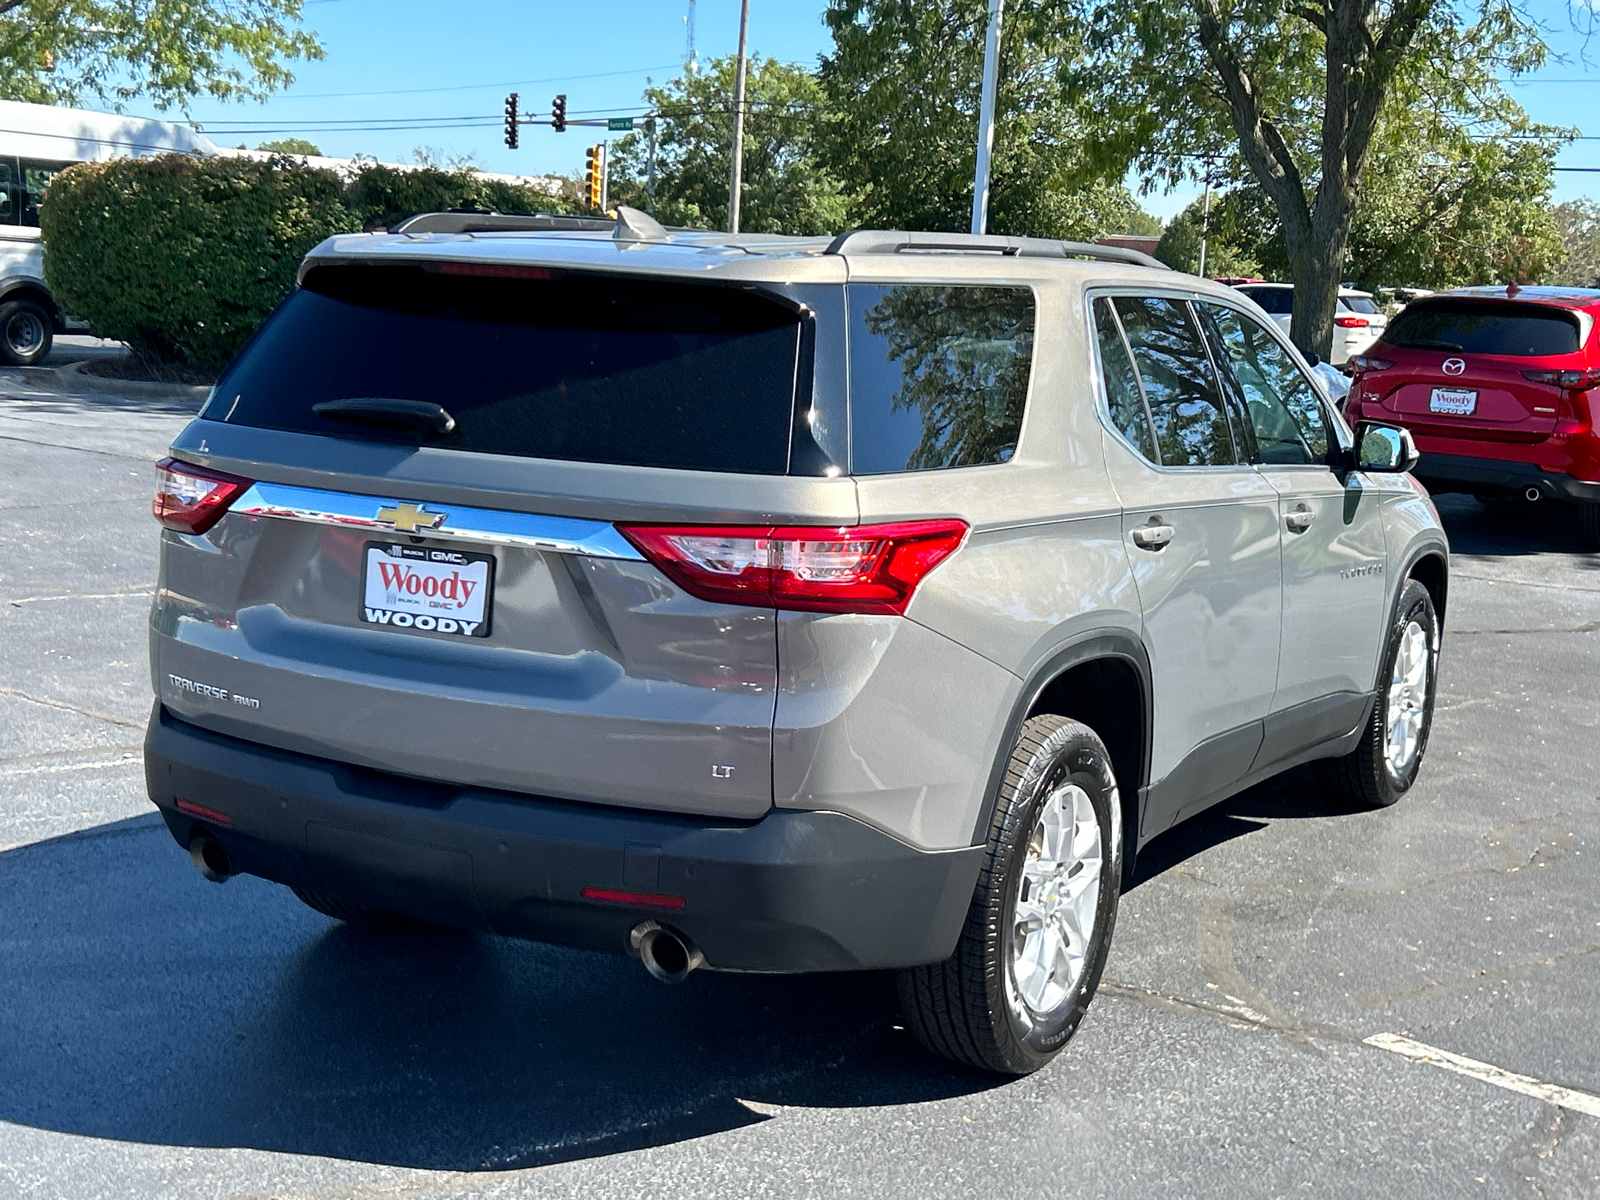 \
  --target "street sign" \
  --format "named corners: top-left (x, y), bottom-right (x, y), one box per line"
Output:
top-left (607, 117), bottom-right (634, 132)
